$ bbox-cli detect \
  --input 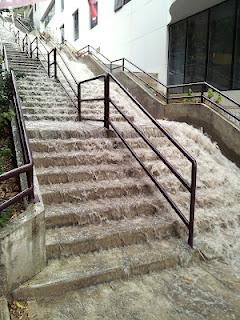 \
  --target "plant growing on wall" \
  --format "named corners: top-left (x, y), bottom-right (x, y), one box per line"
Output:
top-left (0, 71), bottom-right (14, 134)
